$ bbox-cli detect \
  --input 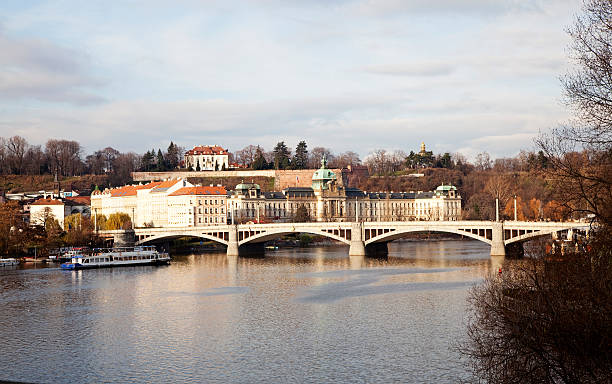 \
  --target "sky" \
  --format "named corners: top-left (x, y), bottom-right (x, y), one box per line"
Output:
top-left (0, 0), bottom-right (582, 160)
